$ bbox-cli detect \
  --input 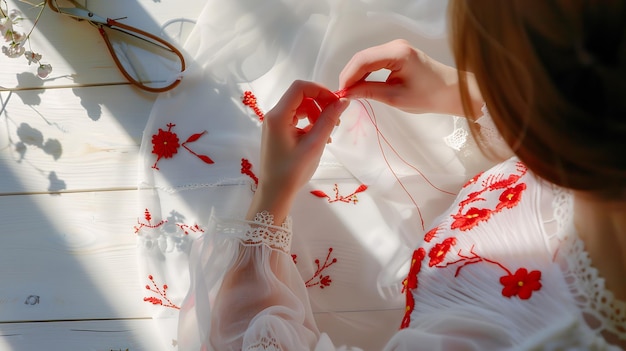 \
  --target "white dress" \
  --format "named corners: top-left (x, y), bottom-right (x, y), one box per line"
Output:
top-left (134, 0), bottom-right (625, 349)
